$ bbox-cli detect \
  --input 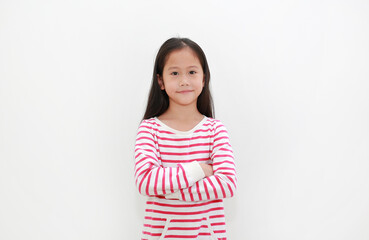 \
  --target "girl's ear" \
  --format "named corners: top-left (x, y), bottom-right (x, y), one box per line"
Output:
top-left (157, 74), bottom-right (165, 90)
